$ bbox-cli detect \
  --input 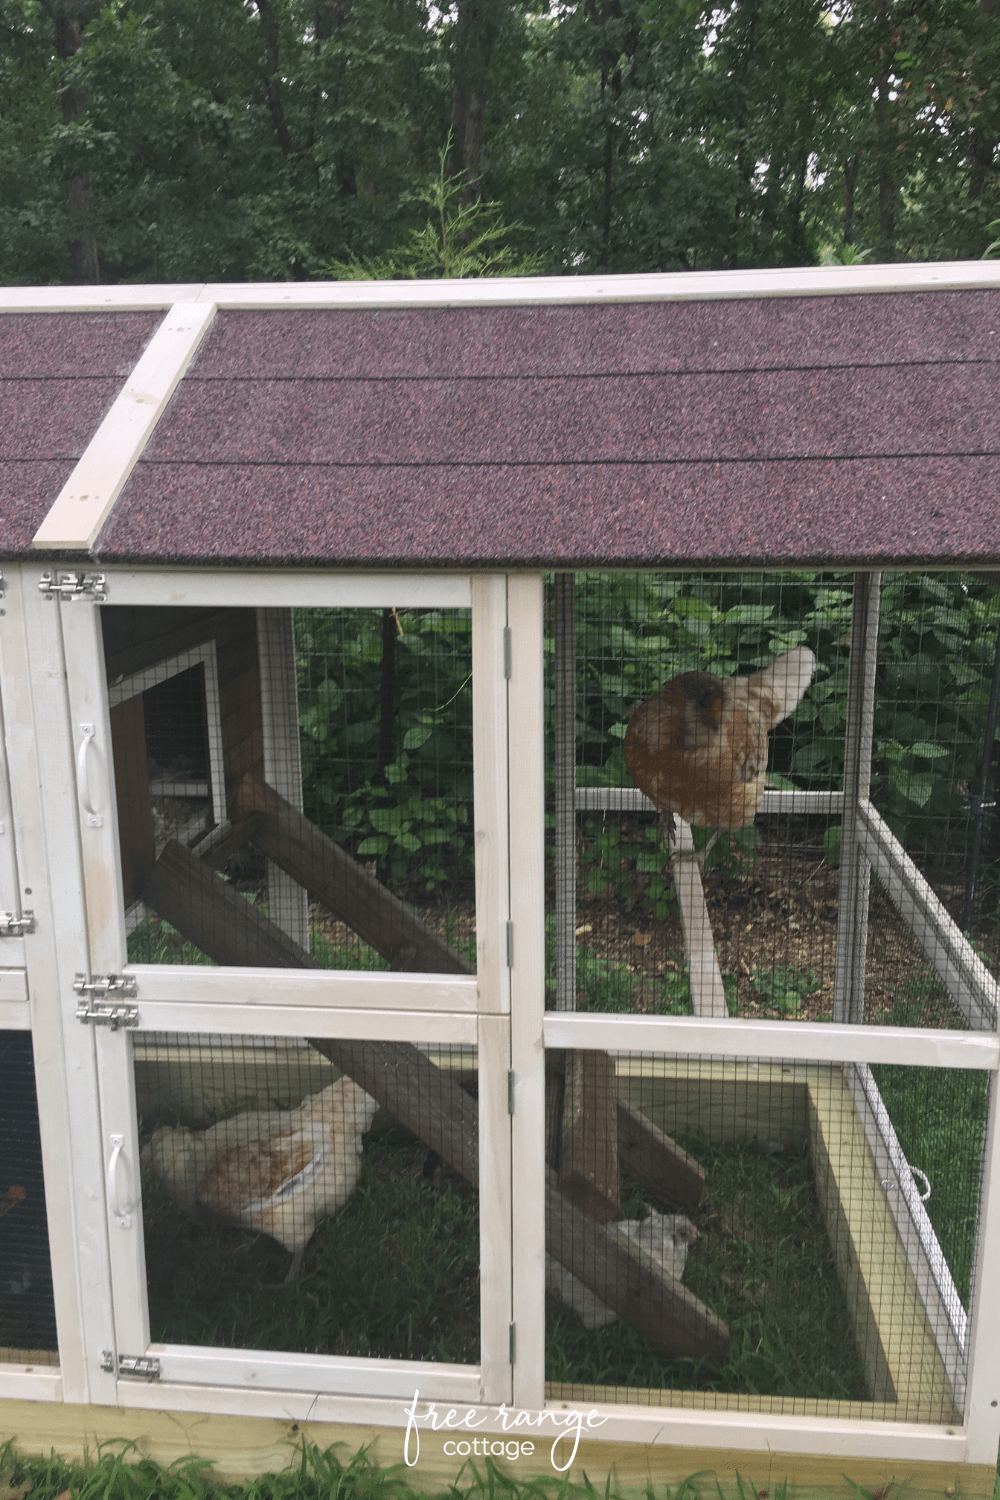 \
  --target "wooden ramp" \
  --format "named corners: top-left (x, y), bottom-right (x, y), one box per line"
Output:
top-left (141, 826), bottom-right (728, 1361)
